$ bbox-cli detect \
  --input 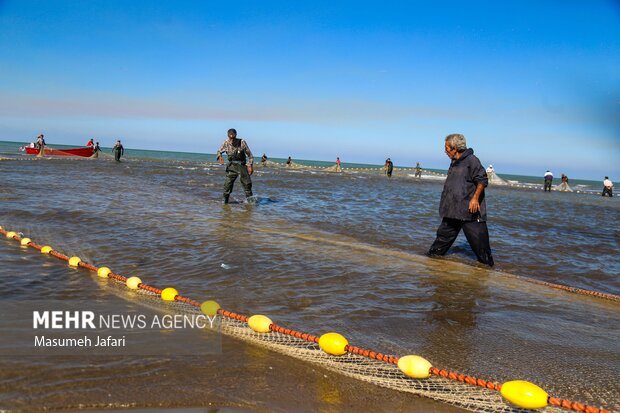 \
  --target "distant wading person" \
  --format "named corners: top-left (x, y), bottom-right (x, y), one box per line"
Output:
top-left (385, 158), bottom-right (393, 177)
top-left (543, 170), bottom-right (553, 192)
top-left (216, 128), bottom-right (254, 204)
top-left (602, 176), bottom-right (613, 197)
top-left (428, 134), bottom-right (494, 267)
top-left (93, 142), bottom-right (102, 158)
top-left (112, 140), bottom-right (124, 162)
top-left (559, 174), bottom-right (569, 192)
top-left (415, 162), bottom-right (422, 178)
top-left (35, 134), bottom-right (46, 152)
